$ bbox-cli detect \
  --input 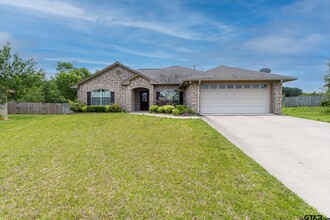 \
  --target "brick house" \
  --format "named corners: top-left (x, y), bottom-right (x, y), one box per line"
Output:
top-left (72, 62), bottom-right (296, 115)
